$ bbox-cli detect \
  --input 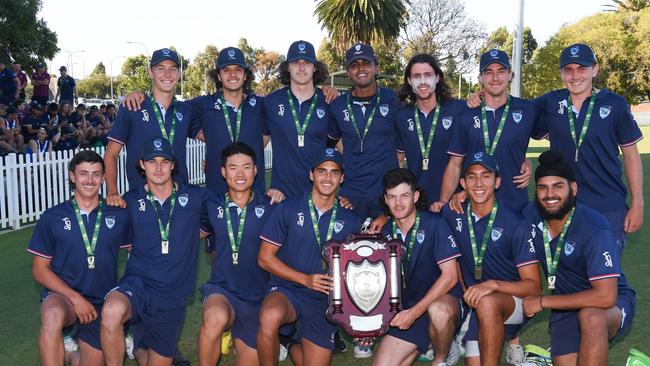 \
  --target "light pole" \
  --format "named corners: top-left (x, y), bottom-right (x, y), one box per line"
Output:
top-left (61, 50), bottom-right (86, 79)
top-left (110, 55), bottom-right (126, 101)
top-left (127, 41), bottom-right (150, 60)
top-left (511, 0), bottom-right (525, 97)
